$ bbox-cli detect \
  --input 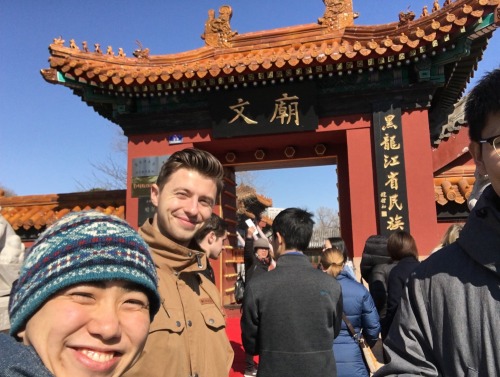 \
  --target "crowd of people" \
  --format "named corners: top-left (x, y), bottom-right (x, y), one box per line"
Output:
top-left (1, 68), bottom-right (499, 376)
